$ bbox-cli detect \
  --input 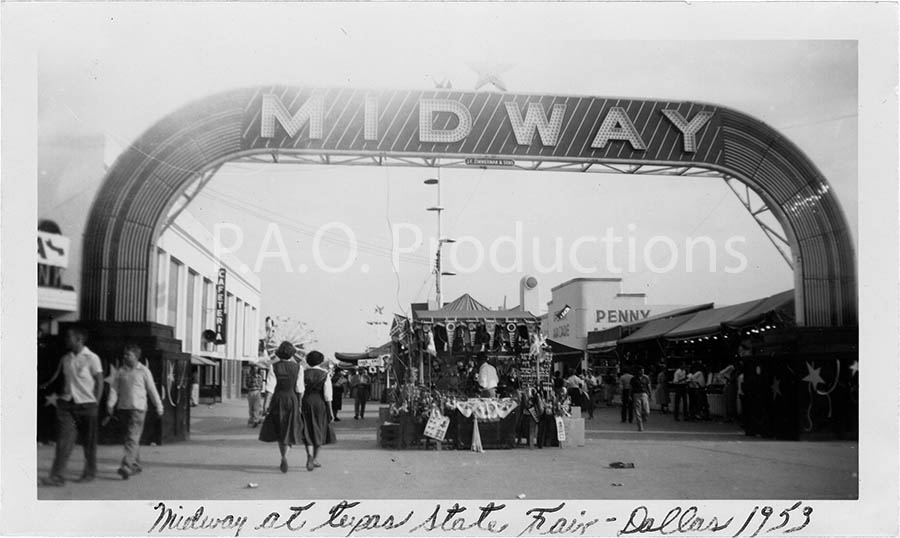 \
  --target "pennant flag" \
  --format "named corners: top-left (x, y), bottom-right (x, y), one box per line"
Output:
top-left (391, 314), bottom-right (410, 342)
